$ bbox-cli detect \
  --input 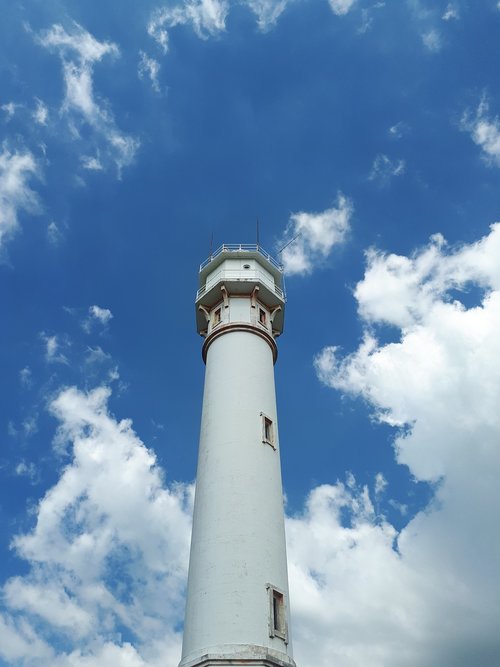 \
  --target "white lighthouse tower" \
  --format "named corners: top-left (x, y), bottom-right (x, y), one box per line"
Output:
top-left (179, 244), bottom-right (296, 667)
